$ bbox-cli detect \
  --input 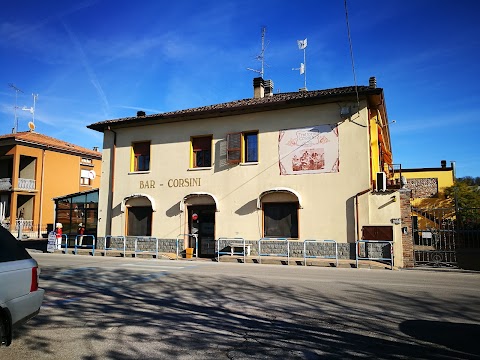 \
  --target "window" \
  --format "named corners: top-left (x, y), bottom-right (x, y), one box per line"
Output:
top-left (227, 131), bottom-right (258, 164)
top-left (127, 206), bottom-right (152, 236)
top-left (191, 136), bottom-right (212, 168)
top-left (244, 132), bottom-right (258, 162)
top-left (263, 202), bottom-right (299, 238)
top-left (132, 142), bottom-right (150, 172)
top-left (81, 158), bottom-right (93, 166)
top-left (0, 226), bottom-right (32, 262)
top-left (80, 169), bottom-right (91, 186)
